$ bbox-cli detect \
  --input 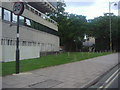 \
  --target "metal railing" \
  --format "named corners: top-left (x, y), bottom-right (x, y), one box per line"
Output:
top-left (26, 4), bottom-right (58, 26)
